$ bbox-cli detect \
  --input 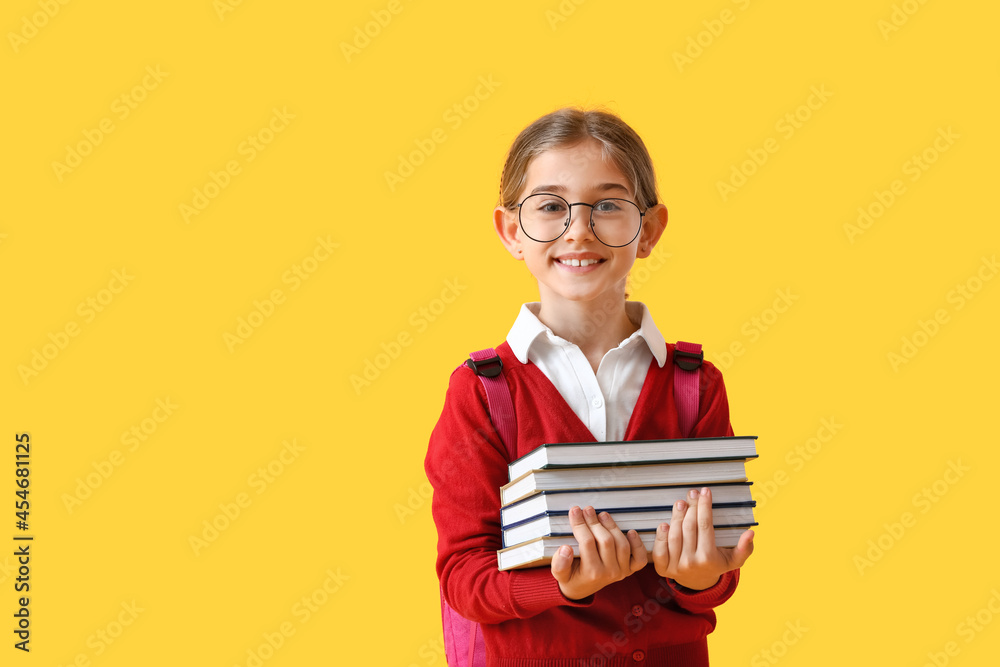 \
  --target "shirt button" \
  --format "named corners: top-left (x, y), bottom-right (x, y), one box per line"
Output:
top-left (631, 604), bottom-right (643, 617)
top-left (632, 649), bottom-right (645, 661)
top-left (591, 396), bottom-right (603, 408)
